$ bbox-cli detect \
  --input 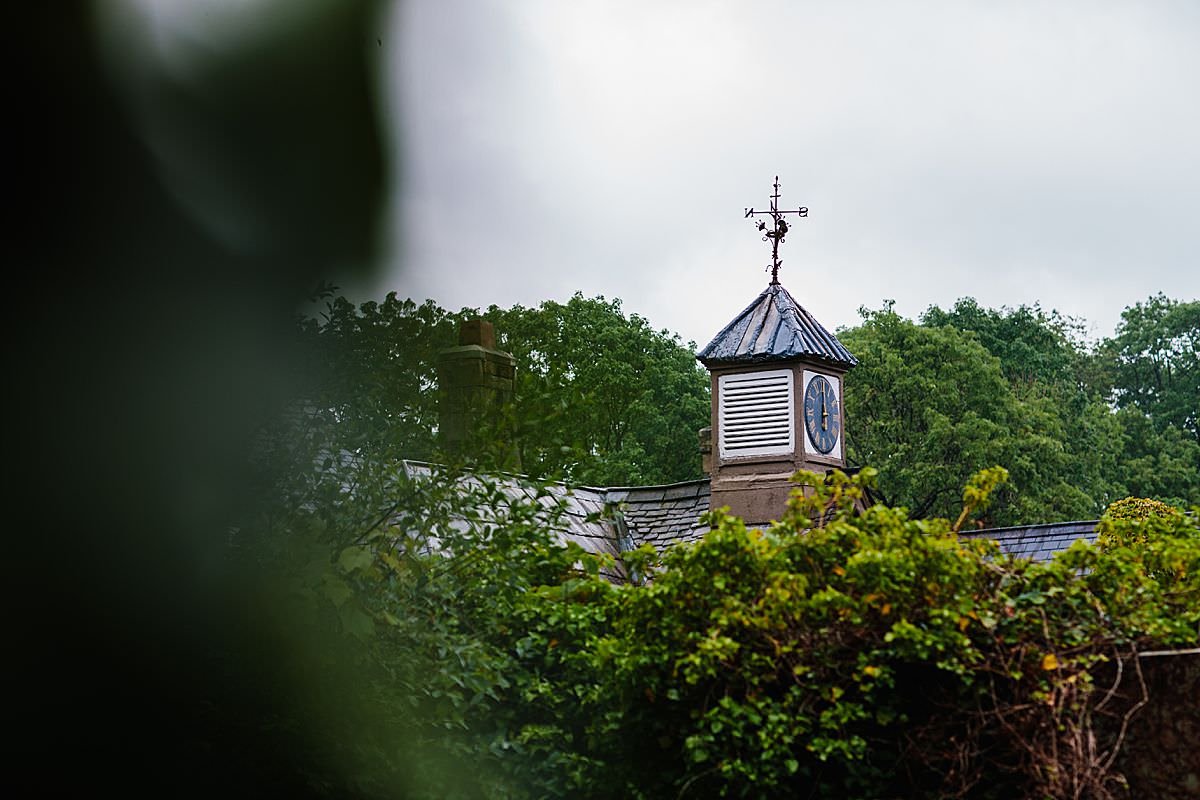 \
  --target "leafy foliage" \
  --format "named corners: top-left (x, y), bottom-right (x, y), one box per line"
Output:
top-left (244, 440), bottom-right (1200, 798)
top-left (1102, 496), bottom-right (1180, 522)
top-left (240, 273), bottom-right (1200, 798)
top-left (298, 291), bottom-right (708, 487)
top-left (1096, 496), bottom-right (1197, 585)
top-left (921, 297), bottom-right (1089, 395)
top-left (242, 443), bottom-right (620, 797)
top-left (1102, 293), bottom-right (1200, 443)
top-left (841, 295), bottom-right (1199, 523)
top-left (1108, 407), bottom-right (1200, 507)
top-left (920, 298), bottom-right (1129, 514)
top-left (589, 471), bottom-right (1199, 799)
top-left (1095, 500), bottom-right (1198, 597)
top-left (296, 293), bottom-right (458, 464)
top-left (484, 294), bottom-right (710, 485)
top-left (837, 304), bottom-right (1093, 524)
top-left (837, 303), bottom-right (1009, 519)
